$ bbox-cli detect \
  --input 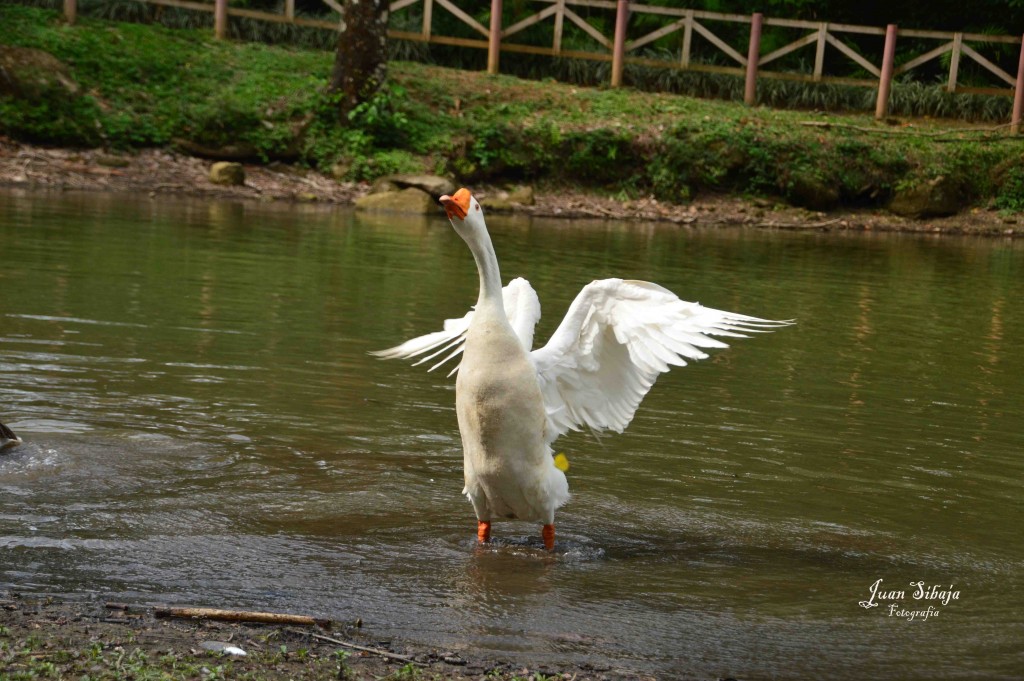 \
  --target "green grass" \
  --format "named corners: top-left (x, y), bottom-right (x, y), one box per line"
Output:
top-left (4, 4), bottom-right (1024, 211)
